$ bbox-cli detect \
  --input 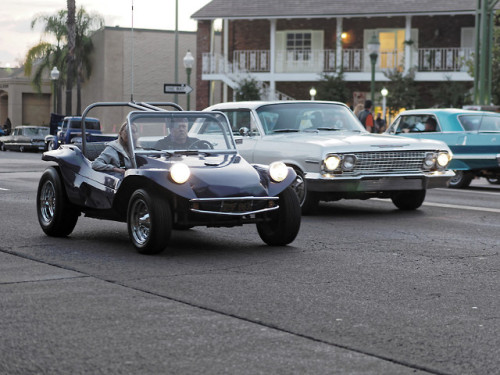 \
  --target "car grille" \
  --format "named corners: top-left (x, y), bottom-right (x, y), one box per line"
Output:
top-left (190, 197), bottom-right (279, 216)
top-left (344, 151), bottom-right (427, 175)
